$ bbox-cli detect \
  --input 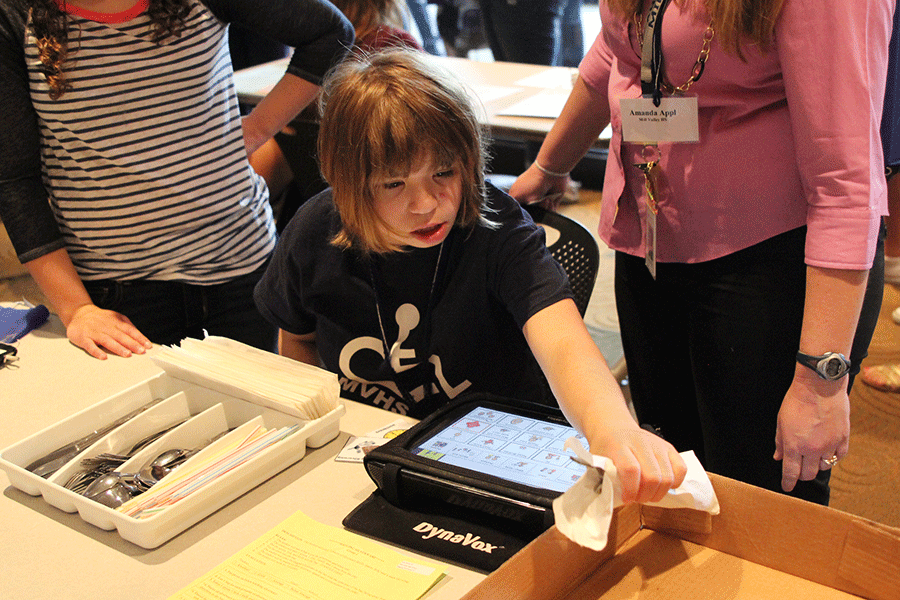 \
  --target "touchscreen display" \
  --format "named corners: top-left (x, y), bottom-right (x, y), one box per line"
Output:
top-left (411, 405), bottom-right (588, 493)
